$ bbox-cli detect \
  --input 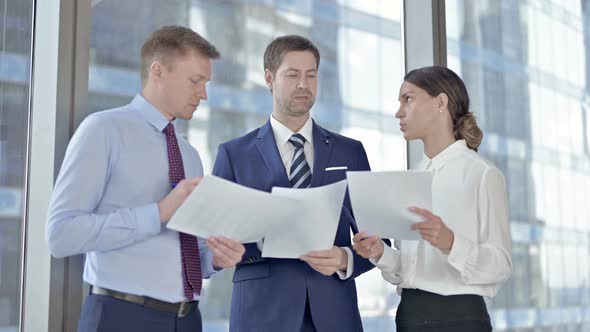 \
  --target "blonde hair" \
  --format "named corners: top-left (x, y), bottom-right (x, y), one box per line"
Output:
top-left (140, 25), bottom-right (220, 86)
